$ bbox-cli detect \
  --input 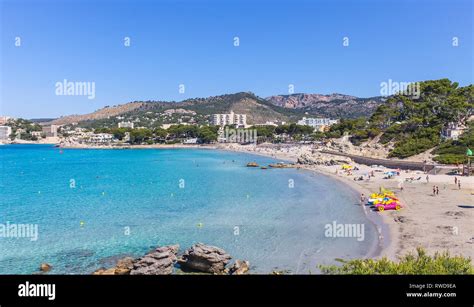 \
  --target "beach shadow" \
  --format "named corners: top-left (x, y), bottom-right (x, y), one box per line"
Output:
top-left (458, 205), bottom-right (474, 209)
